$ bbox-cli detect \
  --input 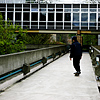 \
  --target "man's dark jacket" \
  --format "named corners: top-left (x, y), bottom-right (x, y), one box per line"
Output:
top-left (70, 41), bottom-right (82, 58)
